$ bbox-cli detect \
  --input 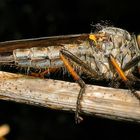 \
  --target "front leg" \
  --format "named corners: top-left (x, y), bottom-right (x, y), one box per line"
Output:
top-left (60, 49), bottom-right (102, 123)
top-left (59, 52), bottom-right (86, 123)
